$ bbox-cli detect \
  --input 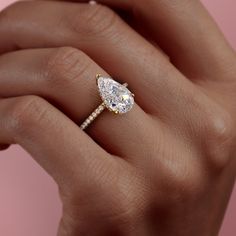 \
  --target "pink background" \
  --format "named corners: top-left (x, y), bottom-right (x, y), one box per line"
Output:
top-left (0, 0), bottom-right (235, 235)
